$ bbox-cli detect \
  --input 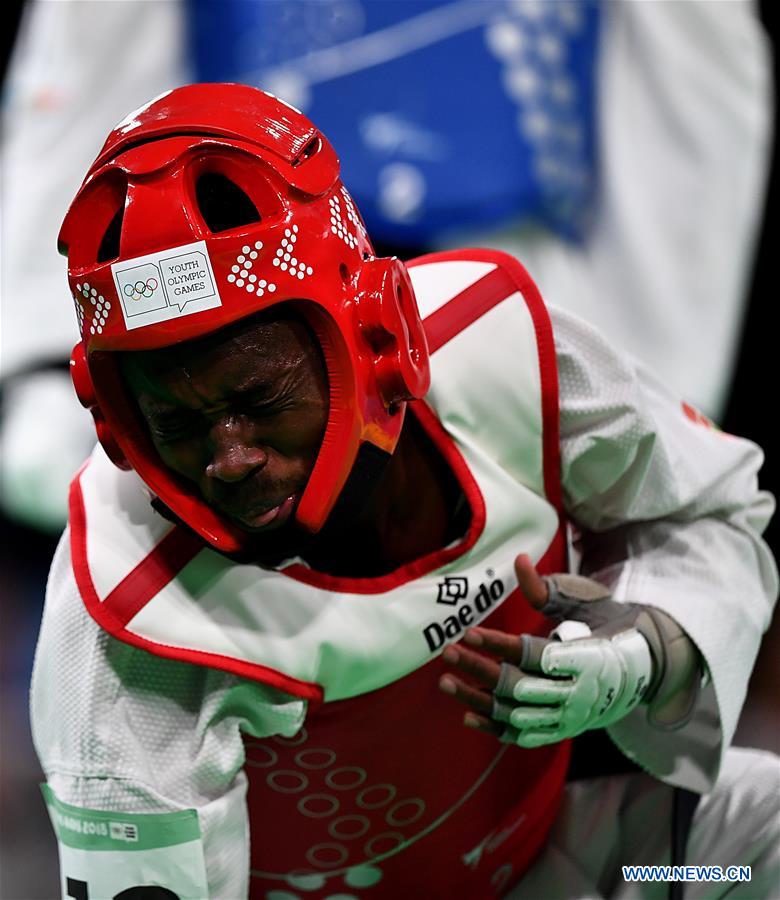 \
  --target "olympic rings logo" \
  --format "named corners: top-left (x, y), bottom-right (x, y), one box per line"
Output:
top-left (123, 278), bottom-right (158, 301)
